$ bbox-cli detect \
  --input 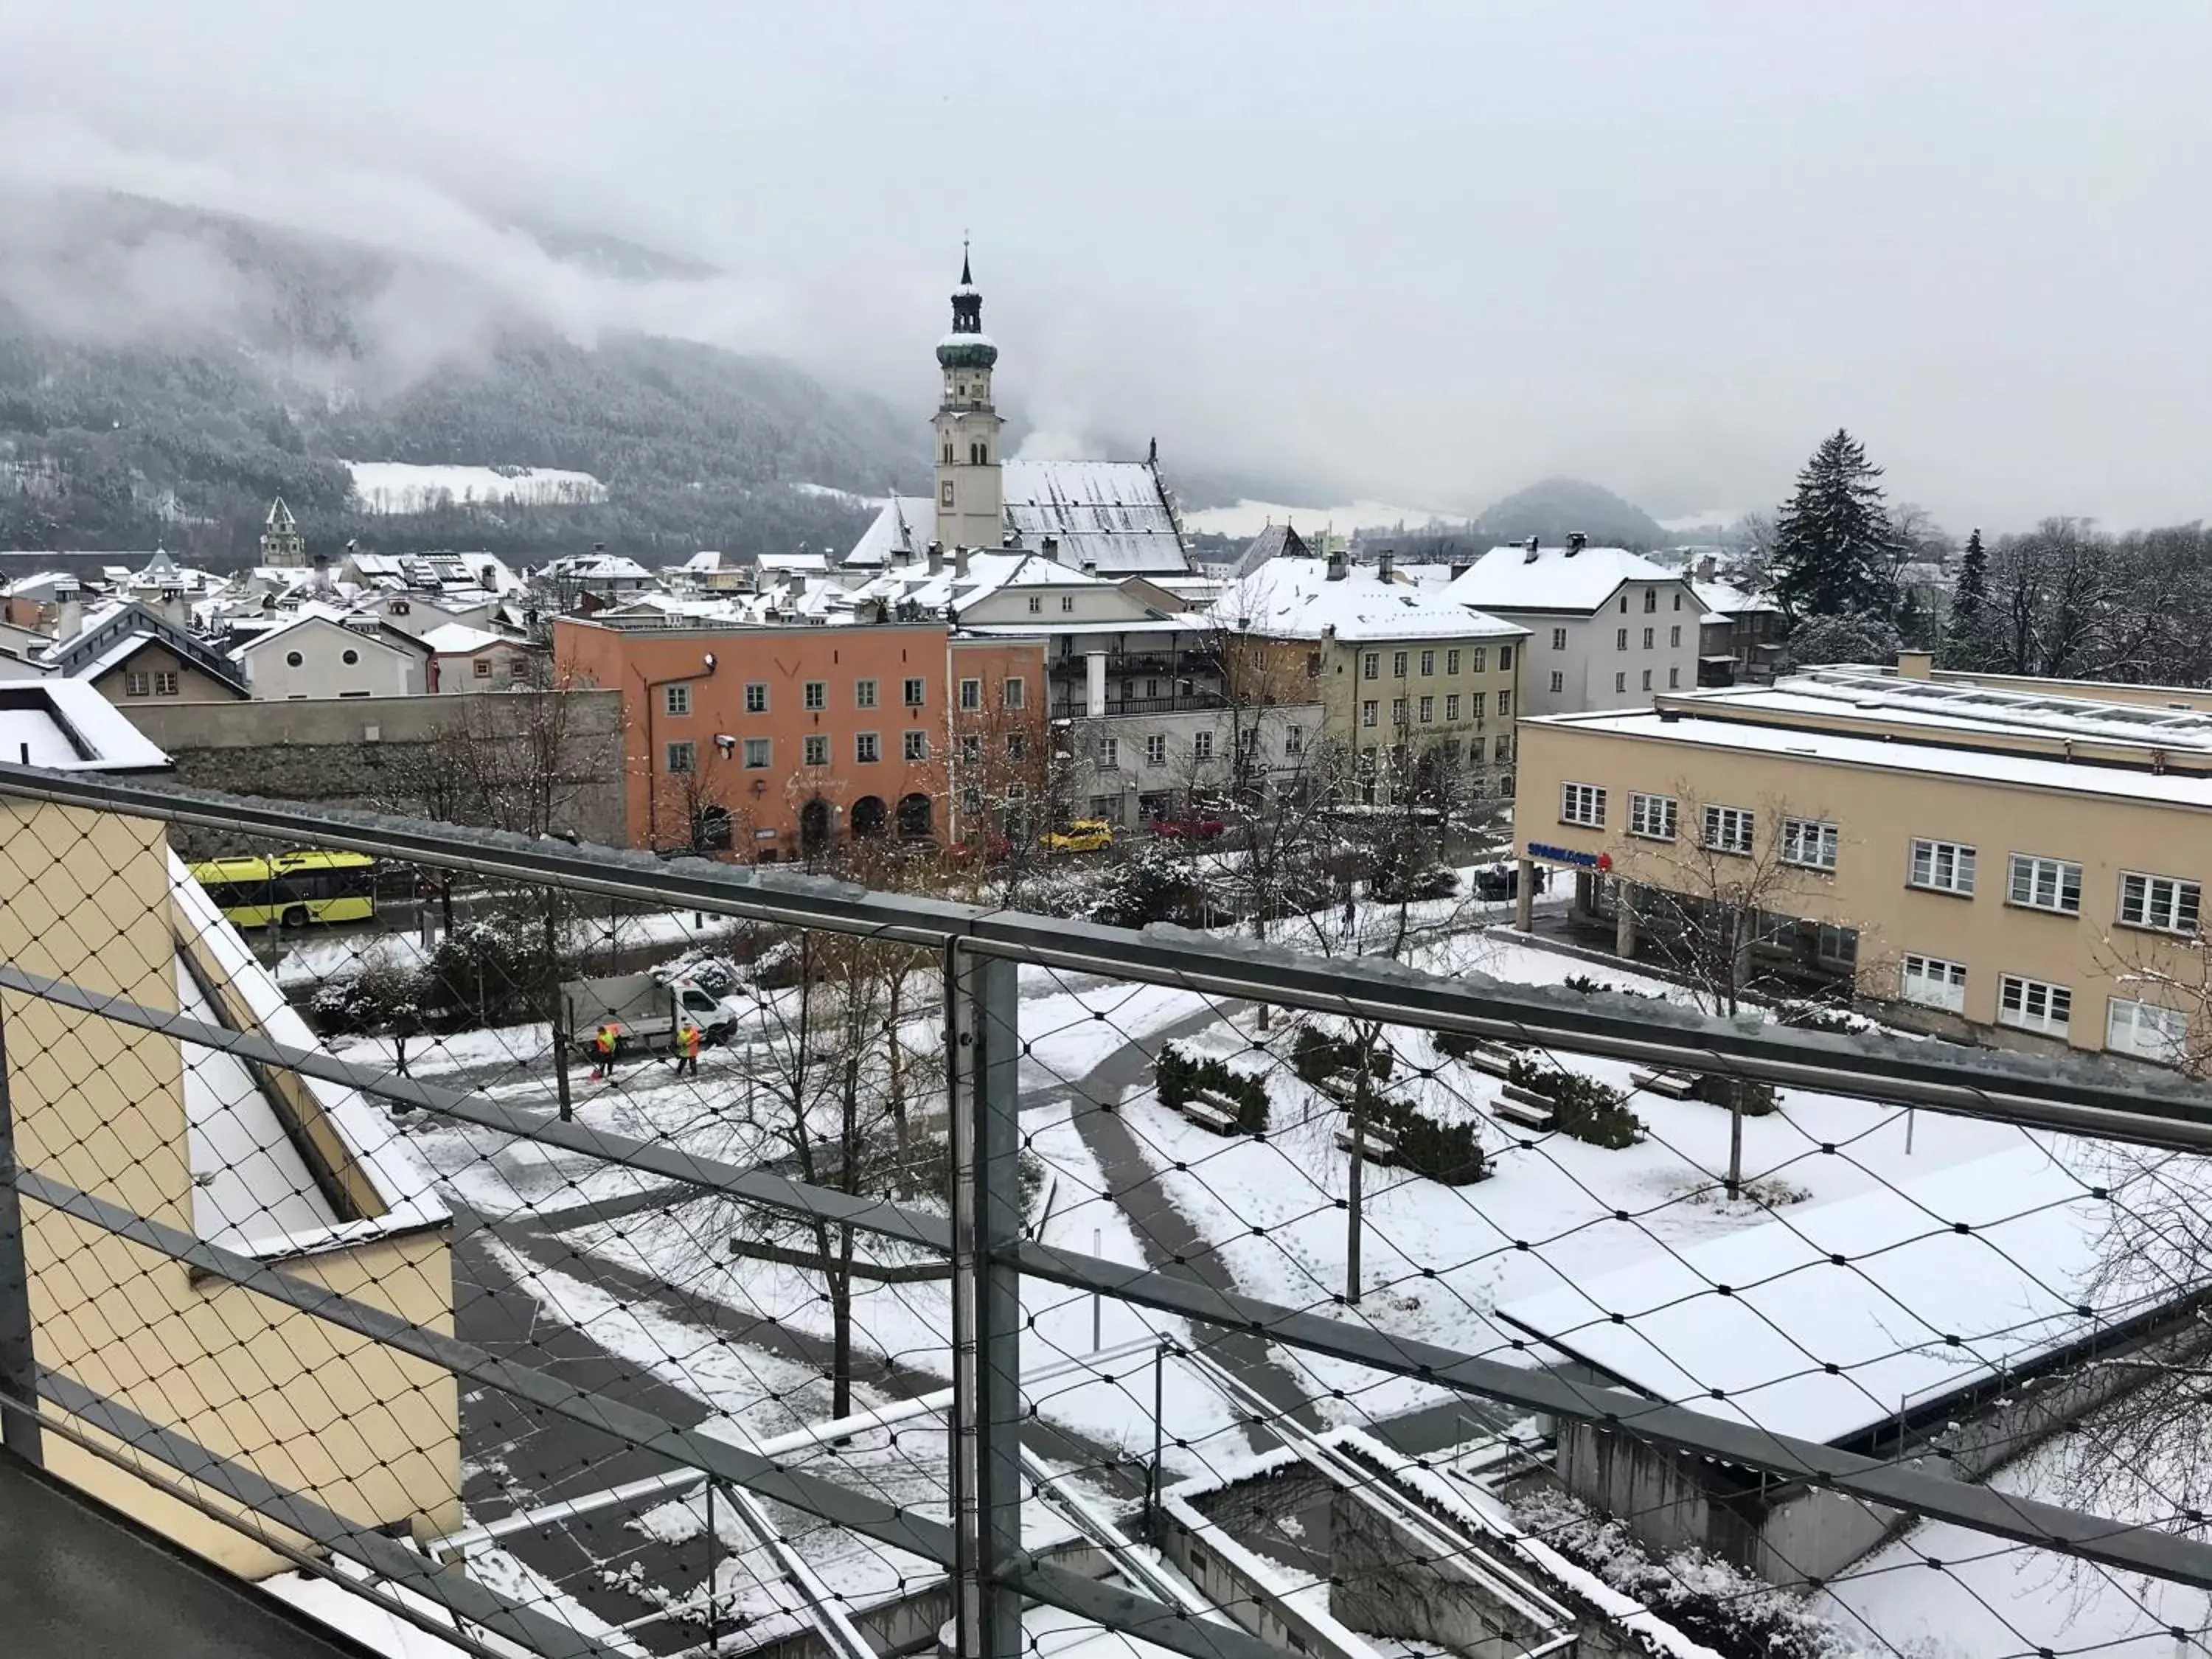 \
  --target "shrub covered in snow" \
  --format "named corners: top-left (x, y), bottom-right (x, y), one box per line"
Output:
top-left (1687, 1074), bottom-right (1778, 1116)
top-left (1507, 1056), bottom-right (1641, 1149)
top-left (1290, 1026), bottom-right (1395, 1085)
top-left (1154, 1043), bottom-right (1270, 1133)
top-left (1378, 1099), bottom-right (1486, 1185)
top-left (1512, 1491), bottom-right (1846, 1659)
